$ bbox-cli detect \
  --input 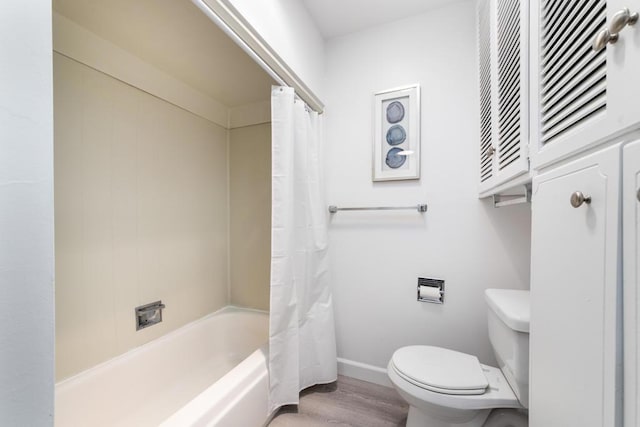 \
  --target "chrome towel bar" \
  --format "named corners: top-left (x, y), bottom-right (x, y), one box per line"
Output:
top-left (328, 204), bottom-right (427, 213)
